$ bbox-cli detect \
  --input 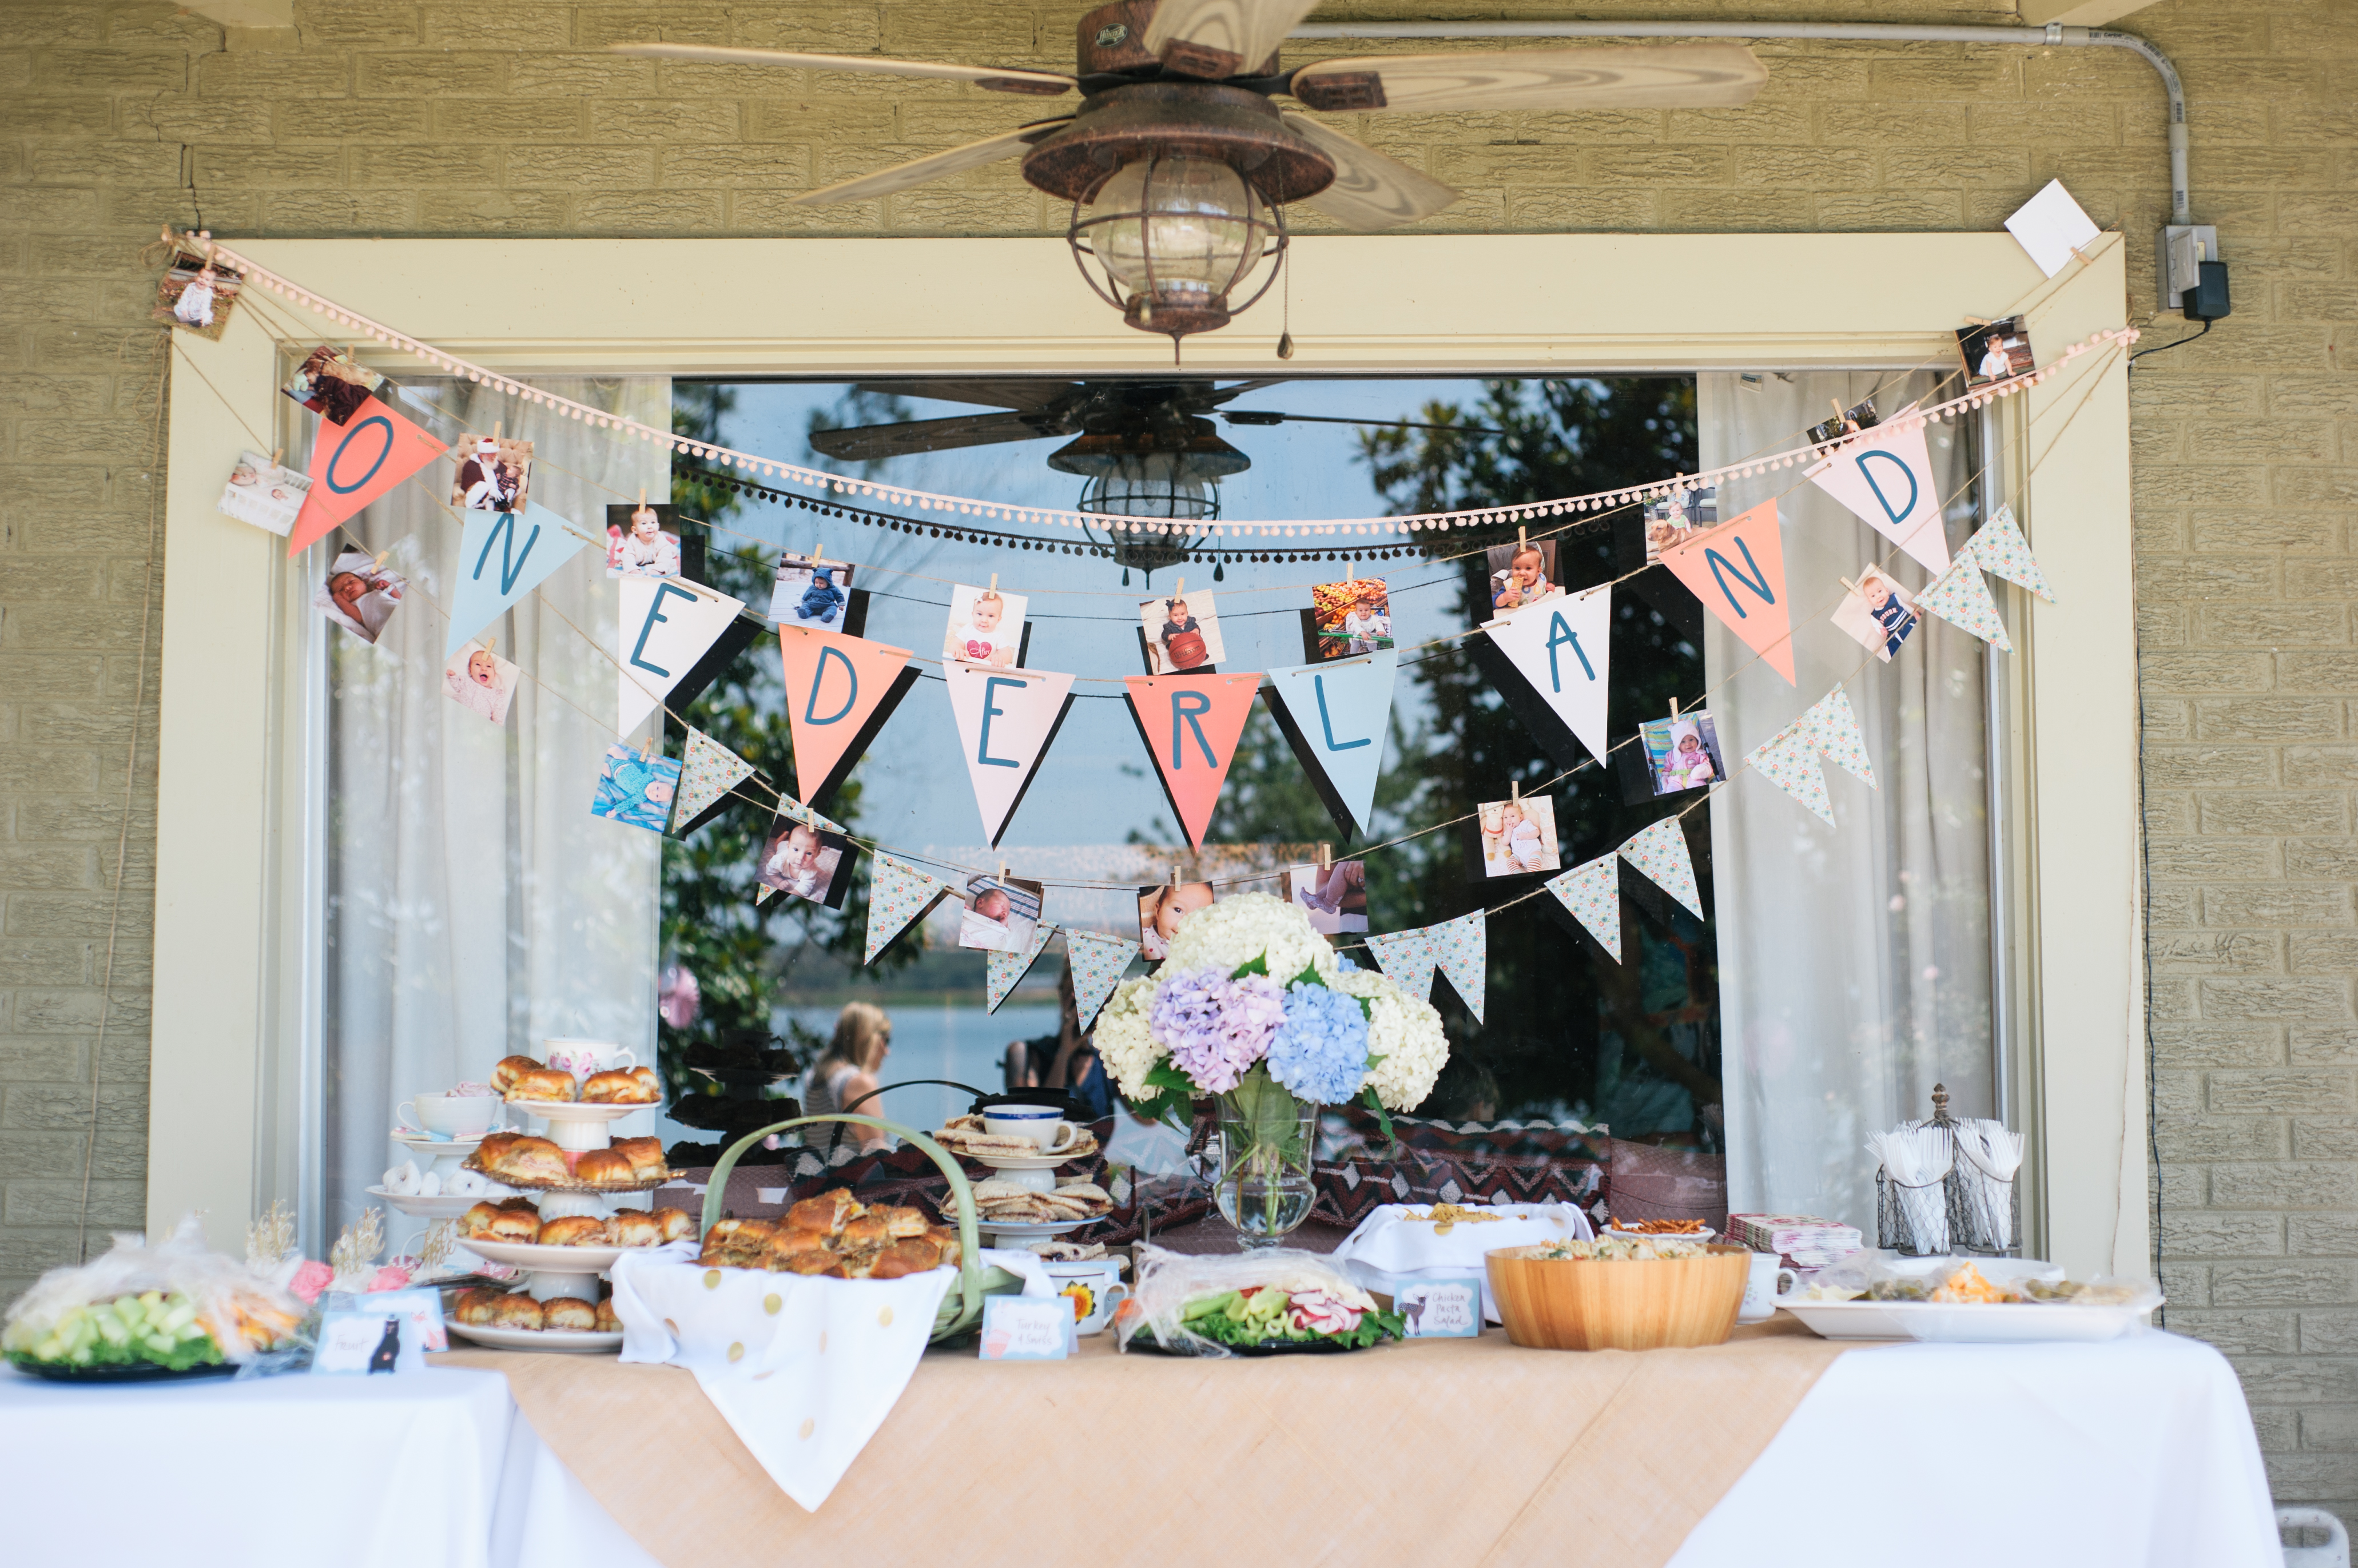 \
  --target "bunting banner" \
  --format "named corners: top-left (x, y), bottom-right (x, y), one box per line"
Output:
top-left (985, 921), bottom-right (1057, 1013)
top-left (445, 502), bottom-right (588, 656)
top-left (863, 853), bottom-right (957, 965)
top-left (1745, 722), bottom-right (1835, 826)
top-left (1618, 816), bottom-right (1705, 920)
top-left (1365, 927), bottom-right (1439, 1008)
top-left (778, 626), bottom-right (919, 812)
top-left (618, 578), bottom-right (747, 737)
top-left (944, 663), bottom-right (1076, 847)
top-left (1804, 417), bottom-right (1951, 575)
top-left (1802, 687), bottom-right (1876, 789)
top-left (1261, 650), bottom-right (1397, 841)
top-left (1962, 504), bottom-right (2054, 602)
top-left (779, 793), bottom-right (846, 835)
top-left (1480, 586), bottom-right (1613, 766)
top-left (1065, 928), bottom-right (1140, 1034)
top-left (1430, 912), bottom-right (1488, 1024)
top-left (1915, 558), bottom-right (2014, 652)
top-left (1659, 500), bottom-right (1796, 684)
top-left (1123, 672), bottom-right (1262, 850)
top-left (287, 395), bottom-right (448, 556)
top-left (1545, 854), bottom-right (1624, 963)
top-left (667, 728), bottom-right (757, 835)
